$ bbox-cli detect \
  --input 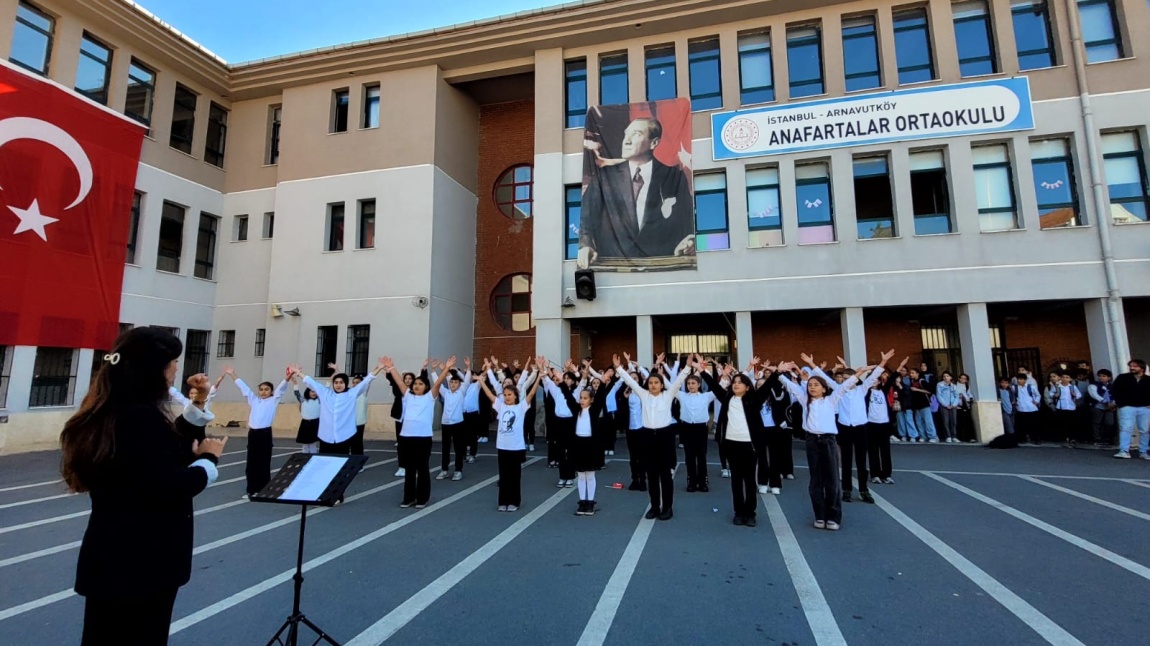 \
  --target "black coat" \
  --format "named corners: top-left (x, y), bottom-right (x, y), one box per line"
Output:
top-left (75, 405), bottom-right (211, 599)
top-left (701, 371), bottom-right (770, 450)
top-left (580, 158), bottom-right (695, 259)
